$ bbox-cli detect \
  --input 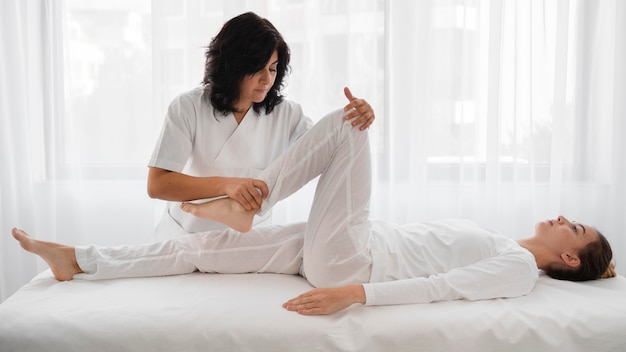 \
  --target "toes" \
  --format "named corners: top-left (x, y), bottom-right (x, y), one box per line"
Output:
top-left (12, 228), bottom-right (27, 242)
